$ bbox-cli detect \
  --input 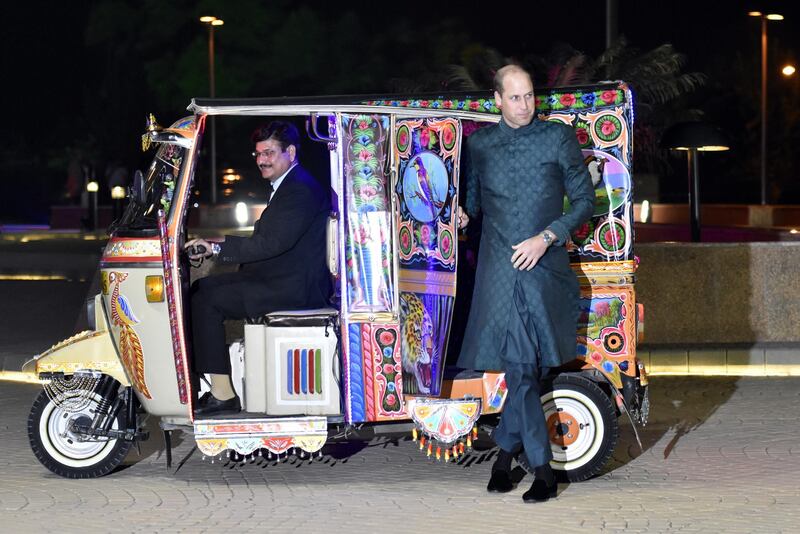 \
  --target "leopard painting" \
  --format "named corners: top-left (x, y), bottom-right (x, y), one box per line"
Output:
top-left (399, 292), bottom-right (435, 395)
